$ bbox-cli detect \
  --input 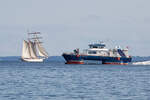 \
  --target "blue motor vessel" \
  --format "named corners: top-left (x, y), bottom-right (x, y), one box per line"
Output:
top-left (62, 42), bottom-right (132, 65)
